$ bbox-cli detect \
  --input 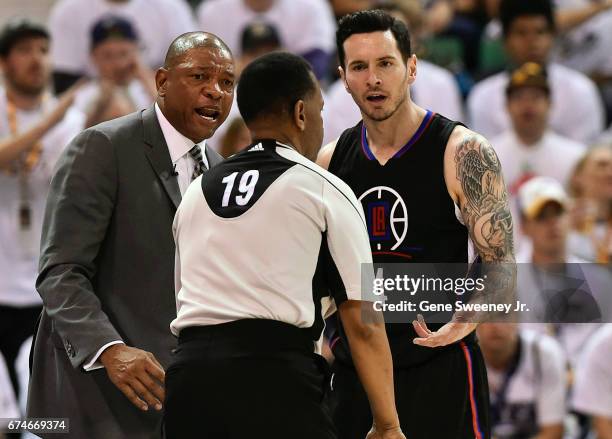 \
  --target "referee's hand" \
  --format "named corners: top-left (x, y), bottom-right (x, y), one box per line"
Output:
top-left (100, 344), bottom-right (165, 411)
top-left (366, 425), bottom-right (406, 439)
